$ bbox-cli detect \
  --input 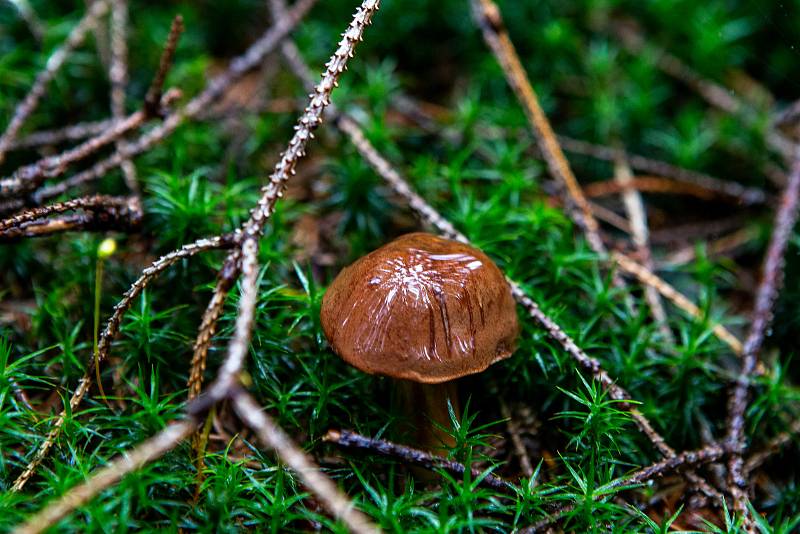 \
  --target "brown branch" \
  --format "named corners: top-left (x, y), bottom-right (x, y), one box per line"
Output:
top-left (203, 238), bottom-right (259, 401)
top-left (144, 15), bottom-right (185, 117)
top-left (613, 157), bottom-right (673, 342)
top-left (187, 0), bottom-right (377, 400)
top-left (0, 197), bottom-right (142, 241)
top-left (11, 421), bottom-right (196, 534)
top-left (498, 399), bottom-right (534, 478)
top-left (613, 252), bottom-right (745, 357)
top-left (585, 200), bottom-right (632, 234)
top-left (649, 215), bottom-right (748, 246)
top-left (557, 136), bottom-right (769, 206)
top-left (726, 148), bottom-right (800, 518)
top-left (0, 90), bottom-right (181, 198)
top-left (585, 175), bottom-right (744, 203)
top-left (108, 0), bottom-right (138, 195)
top-left (0, 195), bottom-right (130, 232)
top-left (6, 120), bottom-right (113, 152)
top-left (469, 0), bottom-right (605, 257)
top-left (31, 0), bottom-right (318, 205)
top-left (0, 0), bottom-right (111, 166)
top-left (661, 227), bottom-right (757, 267)
top-left (324, 428), bottom-right (515, 492)
top-left (10, 234), bottom-right (234, 492)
